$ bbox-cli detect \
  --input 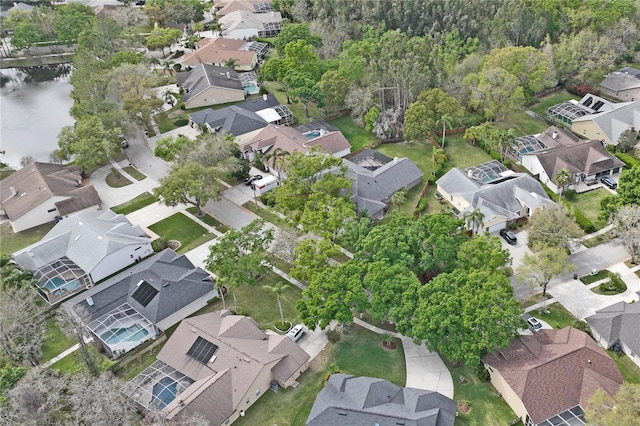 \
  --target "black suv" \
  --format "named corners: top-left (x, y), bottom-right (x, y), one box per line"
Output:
top-left (600, 176), bottom-right (617, 190)
top-left (244, 175), bottom-right (263, 186)
top-left (500, 229), bottom-right (517, 245)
